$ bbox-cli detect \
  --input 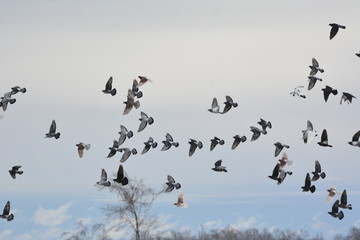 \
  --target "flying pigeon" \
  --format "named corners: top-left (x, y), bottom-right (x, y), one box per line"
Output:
top-left (119, 148), bottom-right (137, 163)
top-left (321, 86), bottom-right (338, 102)
top-left (9, 166), bottom-right (23, 179)
top-left (348, 130), bottom-right (360, 147)
top-left (102, 76), bottom-right (117, 96)
top-left (138, 76), bottom-right (152, 87)
top-left (123, 89), bottom-right (140, 115)
top-left (307, 76), bottom-right (322, 90)
top-left (76, 142), bottom-right (91, 158)
top-left (326, 187), bottom-right (339, 204)
top-left (278, 152), bottom-right (293, 171)
top-left (258, 118), bottom-right (272, 132)
top-left (339, 190), bottom-right (352, 210)
top-left (302, 120), bottom-right (317, 143)
top-left (0, 92), bottom-right (16, 111)
top-left (274, 142), bottom-right (290, 157)
top-left (138, 112), bottom-right (154, 132)
top-left (131, 79), bottom-right (143, 98)
top-left (0, 201), bottom-right (14, 221)
top-left (311, 160), bottom-right (326, 181)
top-left (290, 86), bottom-right (306, 99)
top-left (317, 129), bottom-right (333, 147)
top-left (210, 137), bottom-right (225, 151)
top-left (212, 160), bottom-right (227, 172)
top-left (45, 120), bottom-right (60, 139)
top-left (96, 169), bottom-right (111, 187)
top-left (107, 140), bottom-right (121, 158)
top-left (301, 173), bottom-right (316, 193)
top-left (188, 139), bottom-right (203, 157)
top-left (340, 92), bottom-right (356, 104)
top-left (329, 23), bottom-right (346, 40)
top-left (141, 137), bottom-right (158, 154)
top-left (208, 97), bottom-right (221, 114)
top-left (328, 200), bottom-right (344, 220)
top-left (277, 170), bottom-right (292, 185)
top-left (222, 95), bottom-right (238, 114)
top-left (309, 58), bottom-right (324, 76)
top-left (174, 192), bottom-right (188, 208)
top-left (268, 163), bottom-right (280, 181)
top-left (165, 175), bottom-right (181, 192)
top-left (10, 86), bottom-right (26, 95)
top-left (231, 135), bottom-right (247, 150)
top-left (161, 133), bottom-right (179, 151)
top-left (250, 126), bottom-right (266, 141)
top-left (118, 125), bottom-right (133, 146)
top-left (113, 164), bottom-right (128, 185)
